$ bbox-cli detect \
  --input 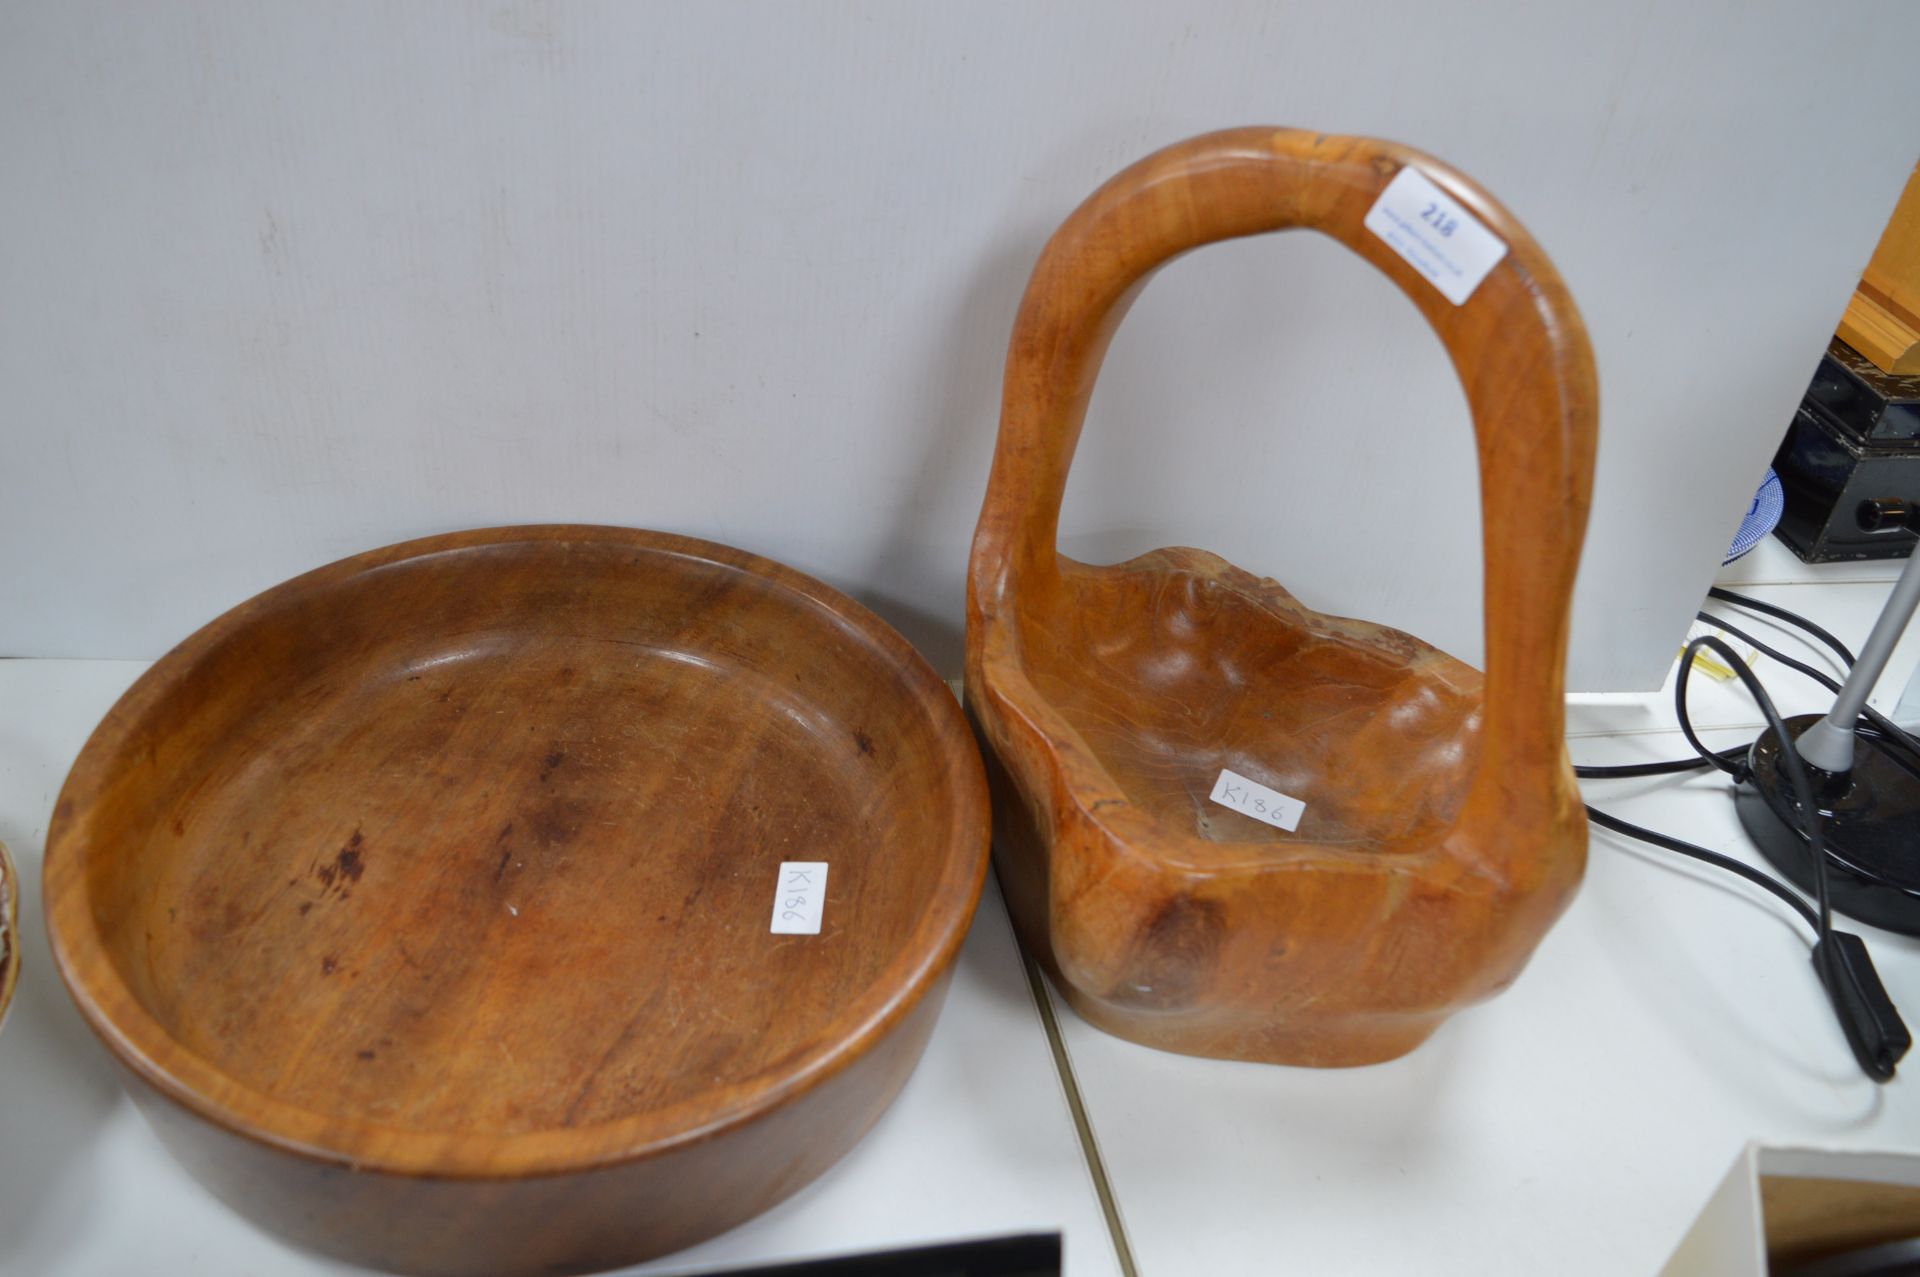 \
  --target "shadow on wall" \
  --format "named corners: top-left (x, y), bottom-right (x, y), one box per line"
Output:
top-left (848, 229), bottom-right (1054, 679)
